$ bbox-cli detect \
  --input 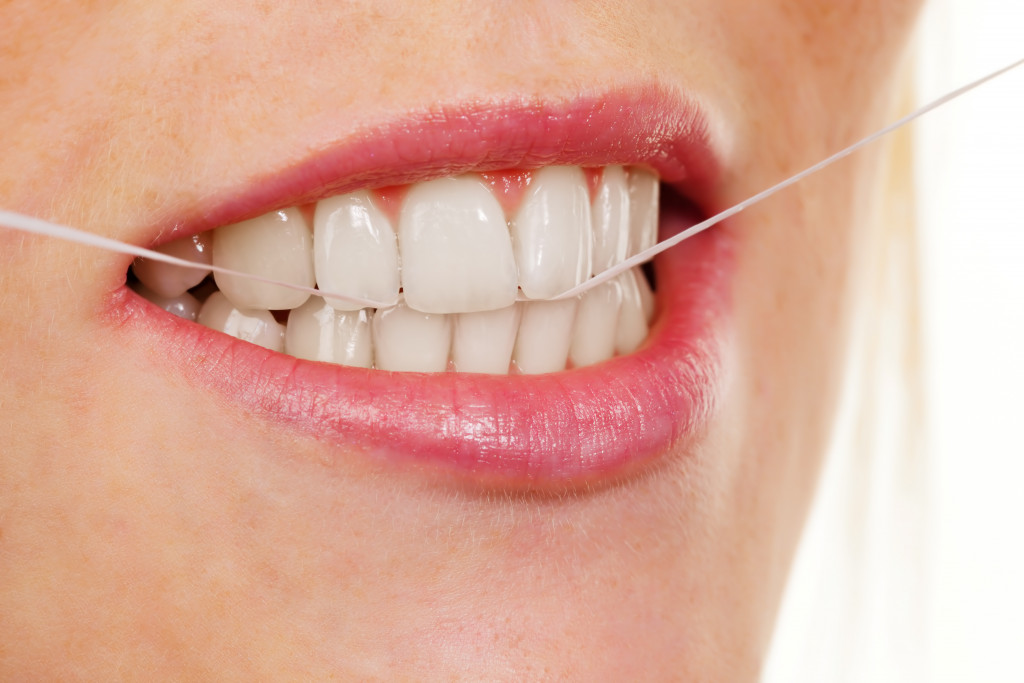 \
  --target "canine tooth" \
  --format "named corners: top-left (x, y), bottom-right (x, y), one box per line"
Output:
top-left (197, 292), bottom-right (284, 352)
top-left (452, 304), bottom-right (521, 374)
top-left (590, 165), bottom-right (630, 274)
top-left (135, 284), bottom-right (202, 322)
top-left (569, 280), bottom-right (623, 368)
top-left (628, 169), bottom-right (659, 256)
top-left (131, 232), bottom-right (212, 298)
top-left (372, 303), bottom-right (451, 372)
top-left (314, 191), bottom-right (400, 311)
top-left (284, 297), bottom-right (373, 367)
top-left (399, 175), bottom-right (517, 314)
top-left (512, 299), bottom-right (578, 374)
top-left (615, 271), bottom-right (649, 354)
top-left (213, 208), bottom-right (314, 311)
top-left (511, 166), bottom-right (592, 299)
